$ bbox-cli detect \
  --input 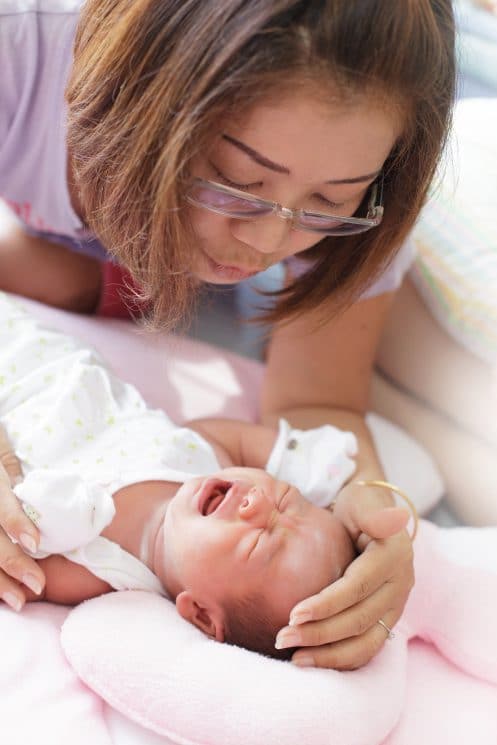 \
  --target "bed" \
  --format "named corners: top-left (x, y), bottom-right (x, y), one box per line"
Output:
top-left (1, 297), bottom-right (496, 745)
